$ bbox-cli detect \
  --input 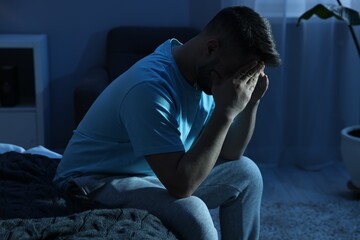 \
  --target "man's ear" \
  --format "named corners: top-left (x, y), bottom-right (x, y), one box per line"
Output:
top-left (205, 38), bottom-right (220, 57)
